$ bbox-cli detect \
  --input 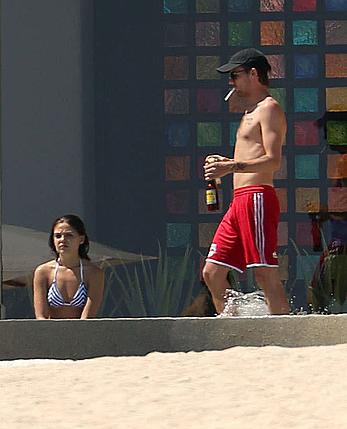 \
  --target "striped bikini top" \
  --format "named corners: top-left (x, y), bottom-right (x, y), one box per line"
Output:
top-left (47, 260), bottom-right (88, 308)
